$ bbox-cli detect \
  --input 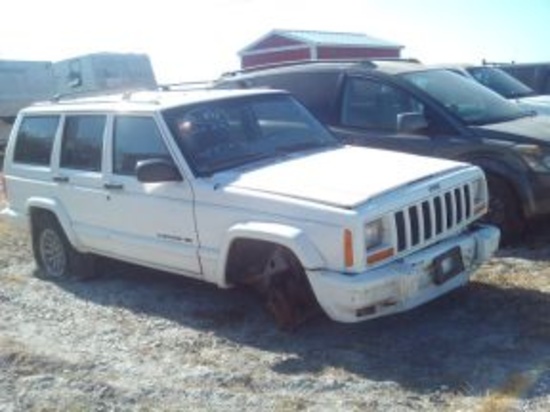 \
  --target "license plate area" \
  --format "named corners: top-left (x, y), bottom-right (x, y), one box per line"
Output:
top-left (432, 246), bottom-right (464, 285)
